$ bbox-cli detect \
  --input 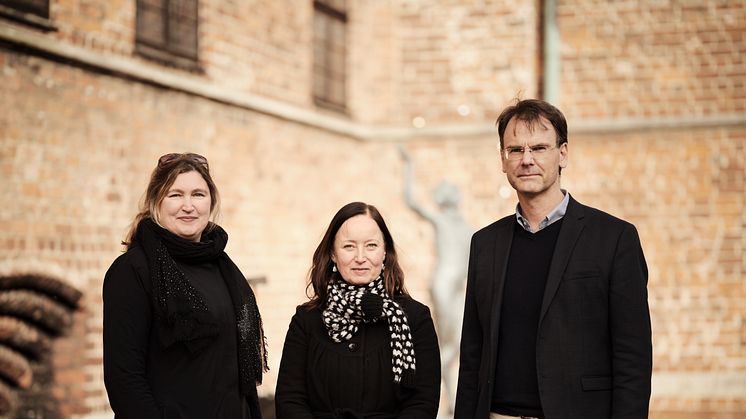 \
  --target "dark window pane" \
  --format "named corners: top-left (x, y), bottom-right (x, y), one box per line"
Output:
top-left (168, 0), bottom-right (198, 59)
top-left (313, 0), bottom-right (347, 110)
top-left (136, 0), bottom-right (166, 48)
top-left (136, 0), bottom-right (198, 67)
top-left (0, 0), bottom-right (49, 19)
